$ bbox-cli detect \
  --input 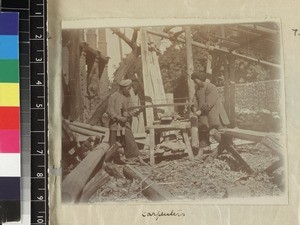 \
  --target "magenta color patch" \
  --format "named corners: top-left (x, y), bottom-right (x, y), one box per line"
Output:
top-left (0, 130), bottom-right (20, 153)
